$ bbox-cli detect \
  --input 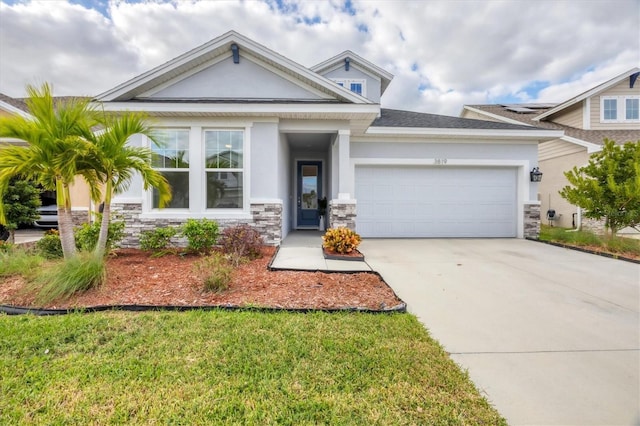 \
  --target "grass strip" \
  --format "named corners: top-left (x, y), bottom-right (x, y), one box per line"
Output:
top-left (0, 310), bottom-right (505, 425)
top-left (540, 225), bottom-right (640, 257)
